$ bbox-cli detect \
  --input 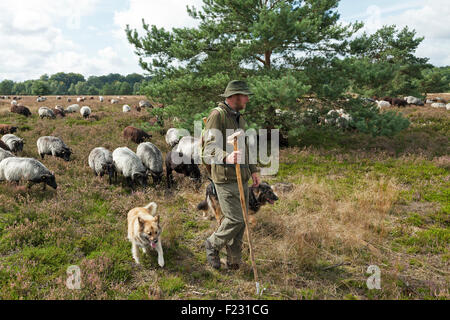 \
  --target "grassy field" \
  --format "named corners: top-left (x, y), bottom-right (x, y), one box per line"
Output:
top-left (0, 95), bottom-right (448, 300)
